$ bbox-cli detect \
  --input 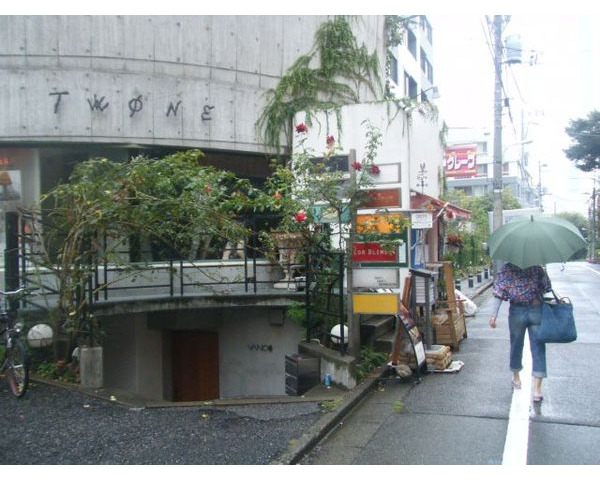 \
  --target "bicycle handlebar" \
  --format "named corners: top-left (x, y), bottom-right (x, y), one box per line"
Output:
top-left (0, 287), bottom-right (36, 297)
